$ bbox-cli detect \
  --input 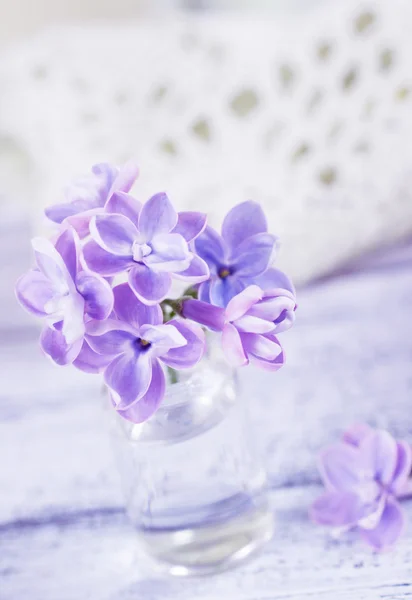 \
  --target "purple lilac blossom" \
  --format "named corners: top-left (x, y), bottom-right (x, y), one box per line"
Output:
top-left (16, 228), bottom-right (113, 365)
top-left (182, 285), bottom-right (296, 370)
top-left (83, 191), bottom-right (209, 305)
top-left (194, 200), bottom-right (292, 307)
top-left (45, 161), bottom-right (139, 237)
top-left (84, 283), bottom-right (205, 423)
top-left (310, 424), bottom-right (412, 551)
